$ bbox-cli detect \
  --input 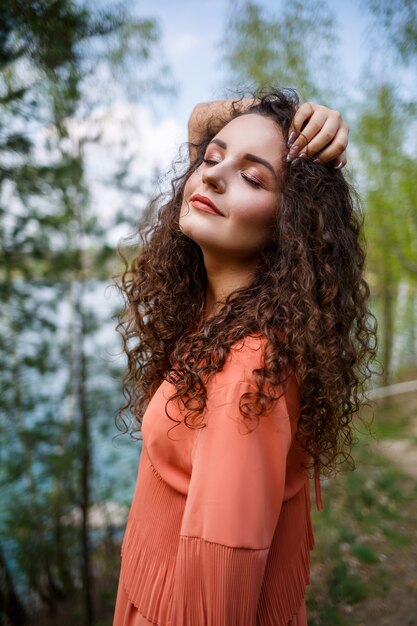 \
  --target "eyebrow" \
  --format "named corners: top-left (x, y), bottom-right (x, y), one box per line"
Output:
top-left (208, 138), bottom-right (278, 179)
